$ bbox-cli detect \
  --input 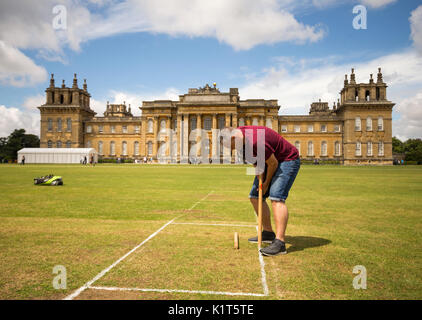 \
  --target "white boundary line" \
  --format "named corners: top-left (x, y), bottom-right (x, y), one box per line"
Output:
top-left (64, 191), bottom-right (214, 300)
top-left (64, 190), bottom-right (270, 299)
top-left (88, 286), bottom-right (267, 297)
top-left (173, 222), bottom-right (255, 228)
